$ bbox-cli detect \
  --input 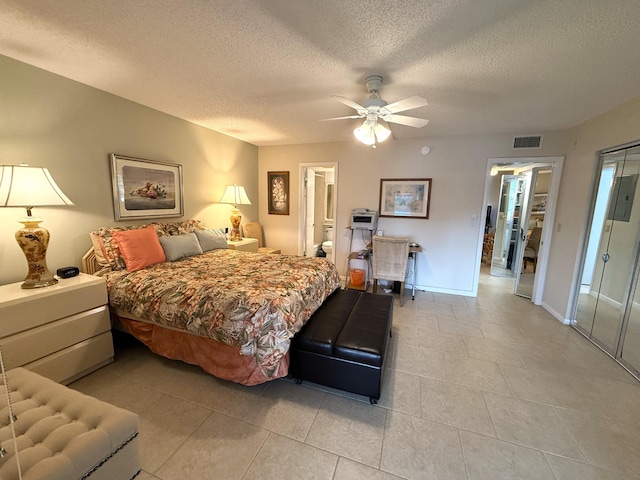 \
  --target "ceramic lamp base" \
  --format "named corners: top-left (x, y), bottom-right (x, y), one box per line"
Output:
top-left (229, 208), bottom-right (242, 241)
top-left (15, 219), bottom-right (58, 289)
